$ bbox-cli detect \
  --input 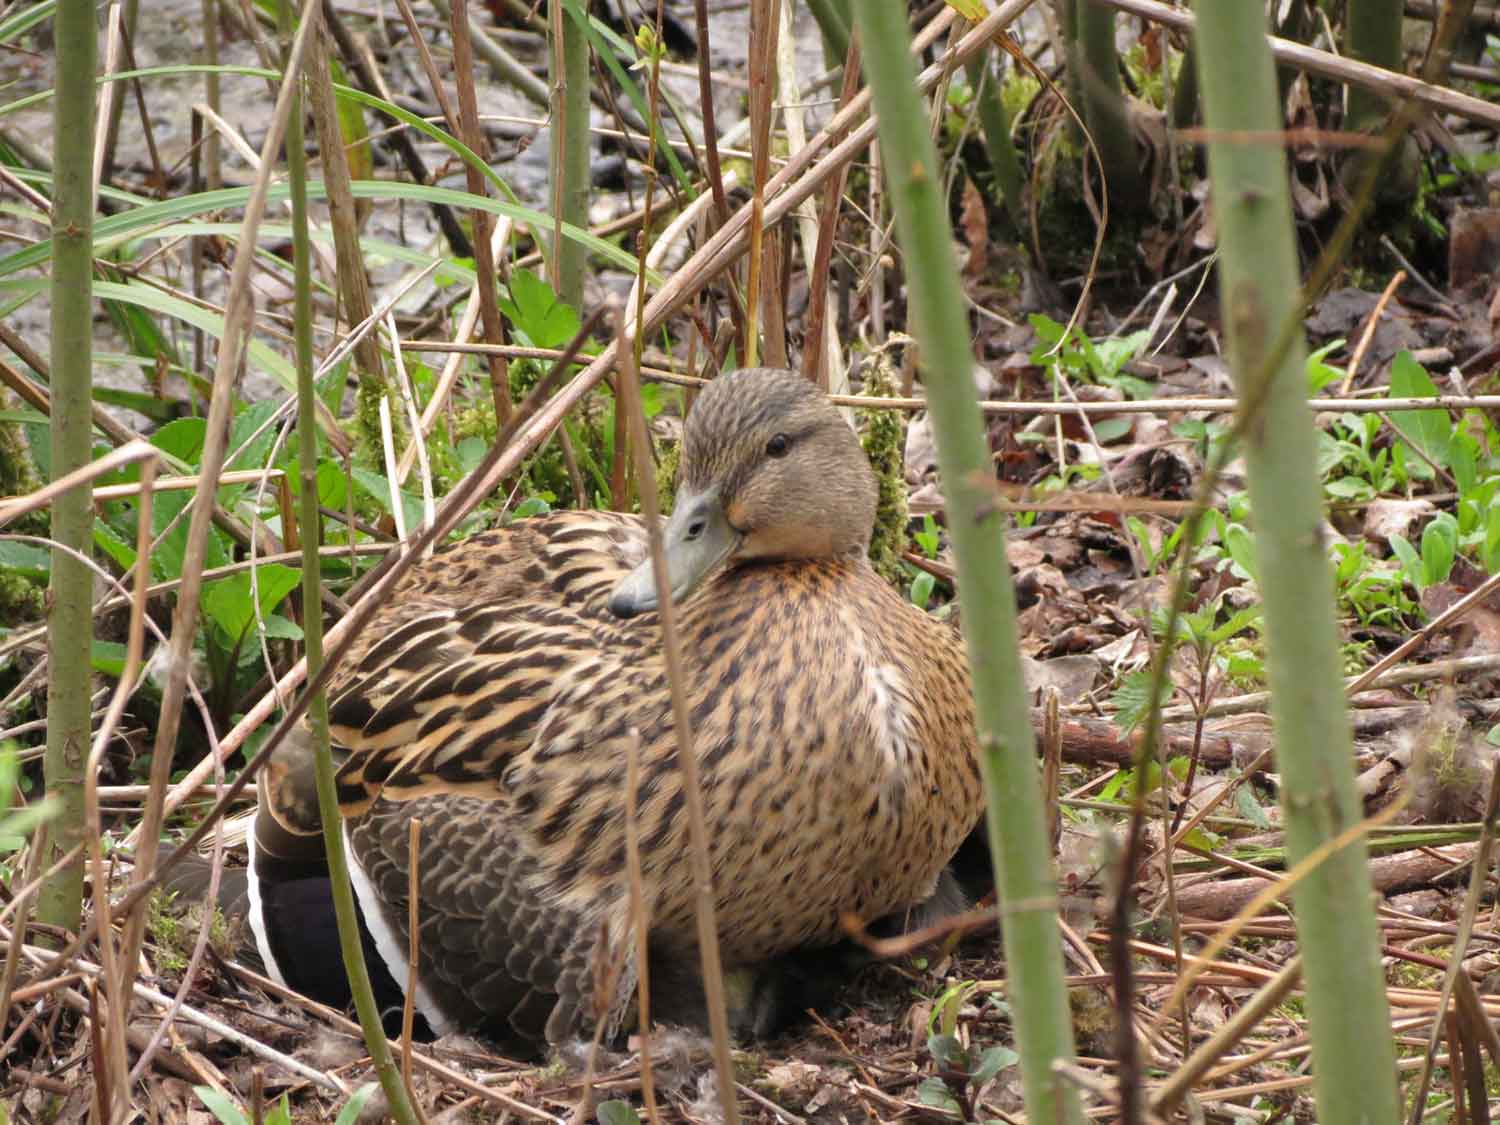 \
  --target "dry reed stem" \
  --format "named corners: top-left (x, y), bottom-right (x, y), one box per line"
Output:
top-left (1107, 0), bottom-right (1500, 128)
top-left (1, 469), bottom-right (283, 505)
top-left (1340, 270), bottom-right (1407, 394)
top-left (450, 0), bottom-right (514, 427)
top-left (83, 455), bottom-right (157, 1121)
top-left (0, 440), bottom-right (157, 528)
top-left (3, 925), bottom-right (346, 1092)
top-left (622, 725), bottom-right (660, 1123)
top-left (127, 701), bottom-right (230, 1087)
top-left (395, 220), bottom-right (512, 483)
top-left (83, 320), bottom-right (603, 977)
top-left (121, 0), bottom-right (324, 1005)
top-left (401, 818), bottom-right (430, 1124)
top-left (386, 313), bottom-right (435, 534)
top-left (618, 325), bottom-right (738, 1123)
top-left (221, 959), bottom-right (565, 1121)
top-left (1402, 741), bottom-right (1500, 1121)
